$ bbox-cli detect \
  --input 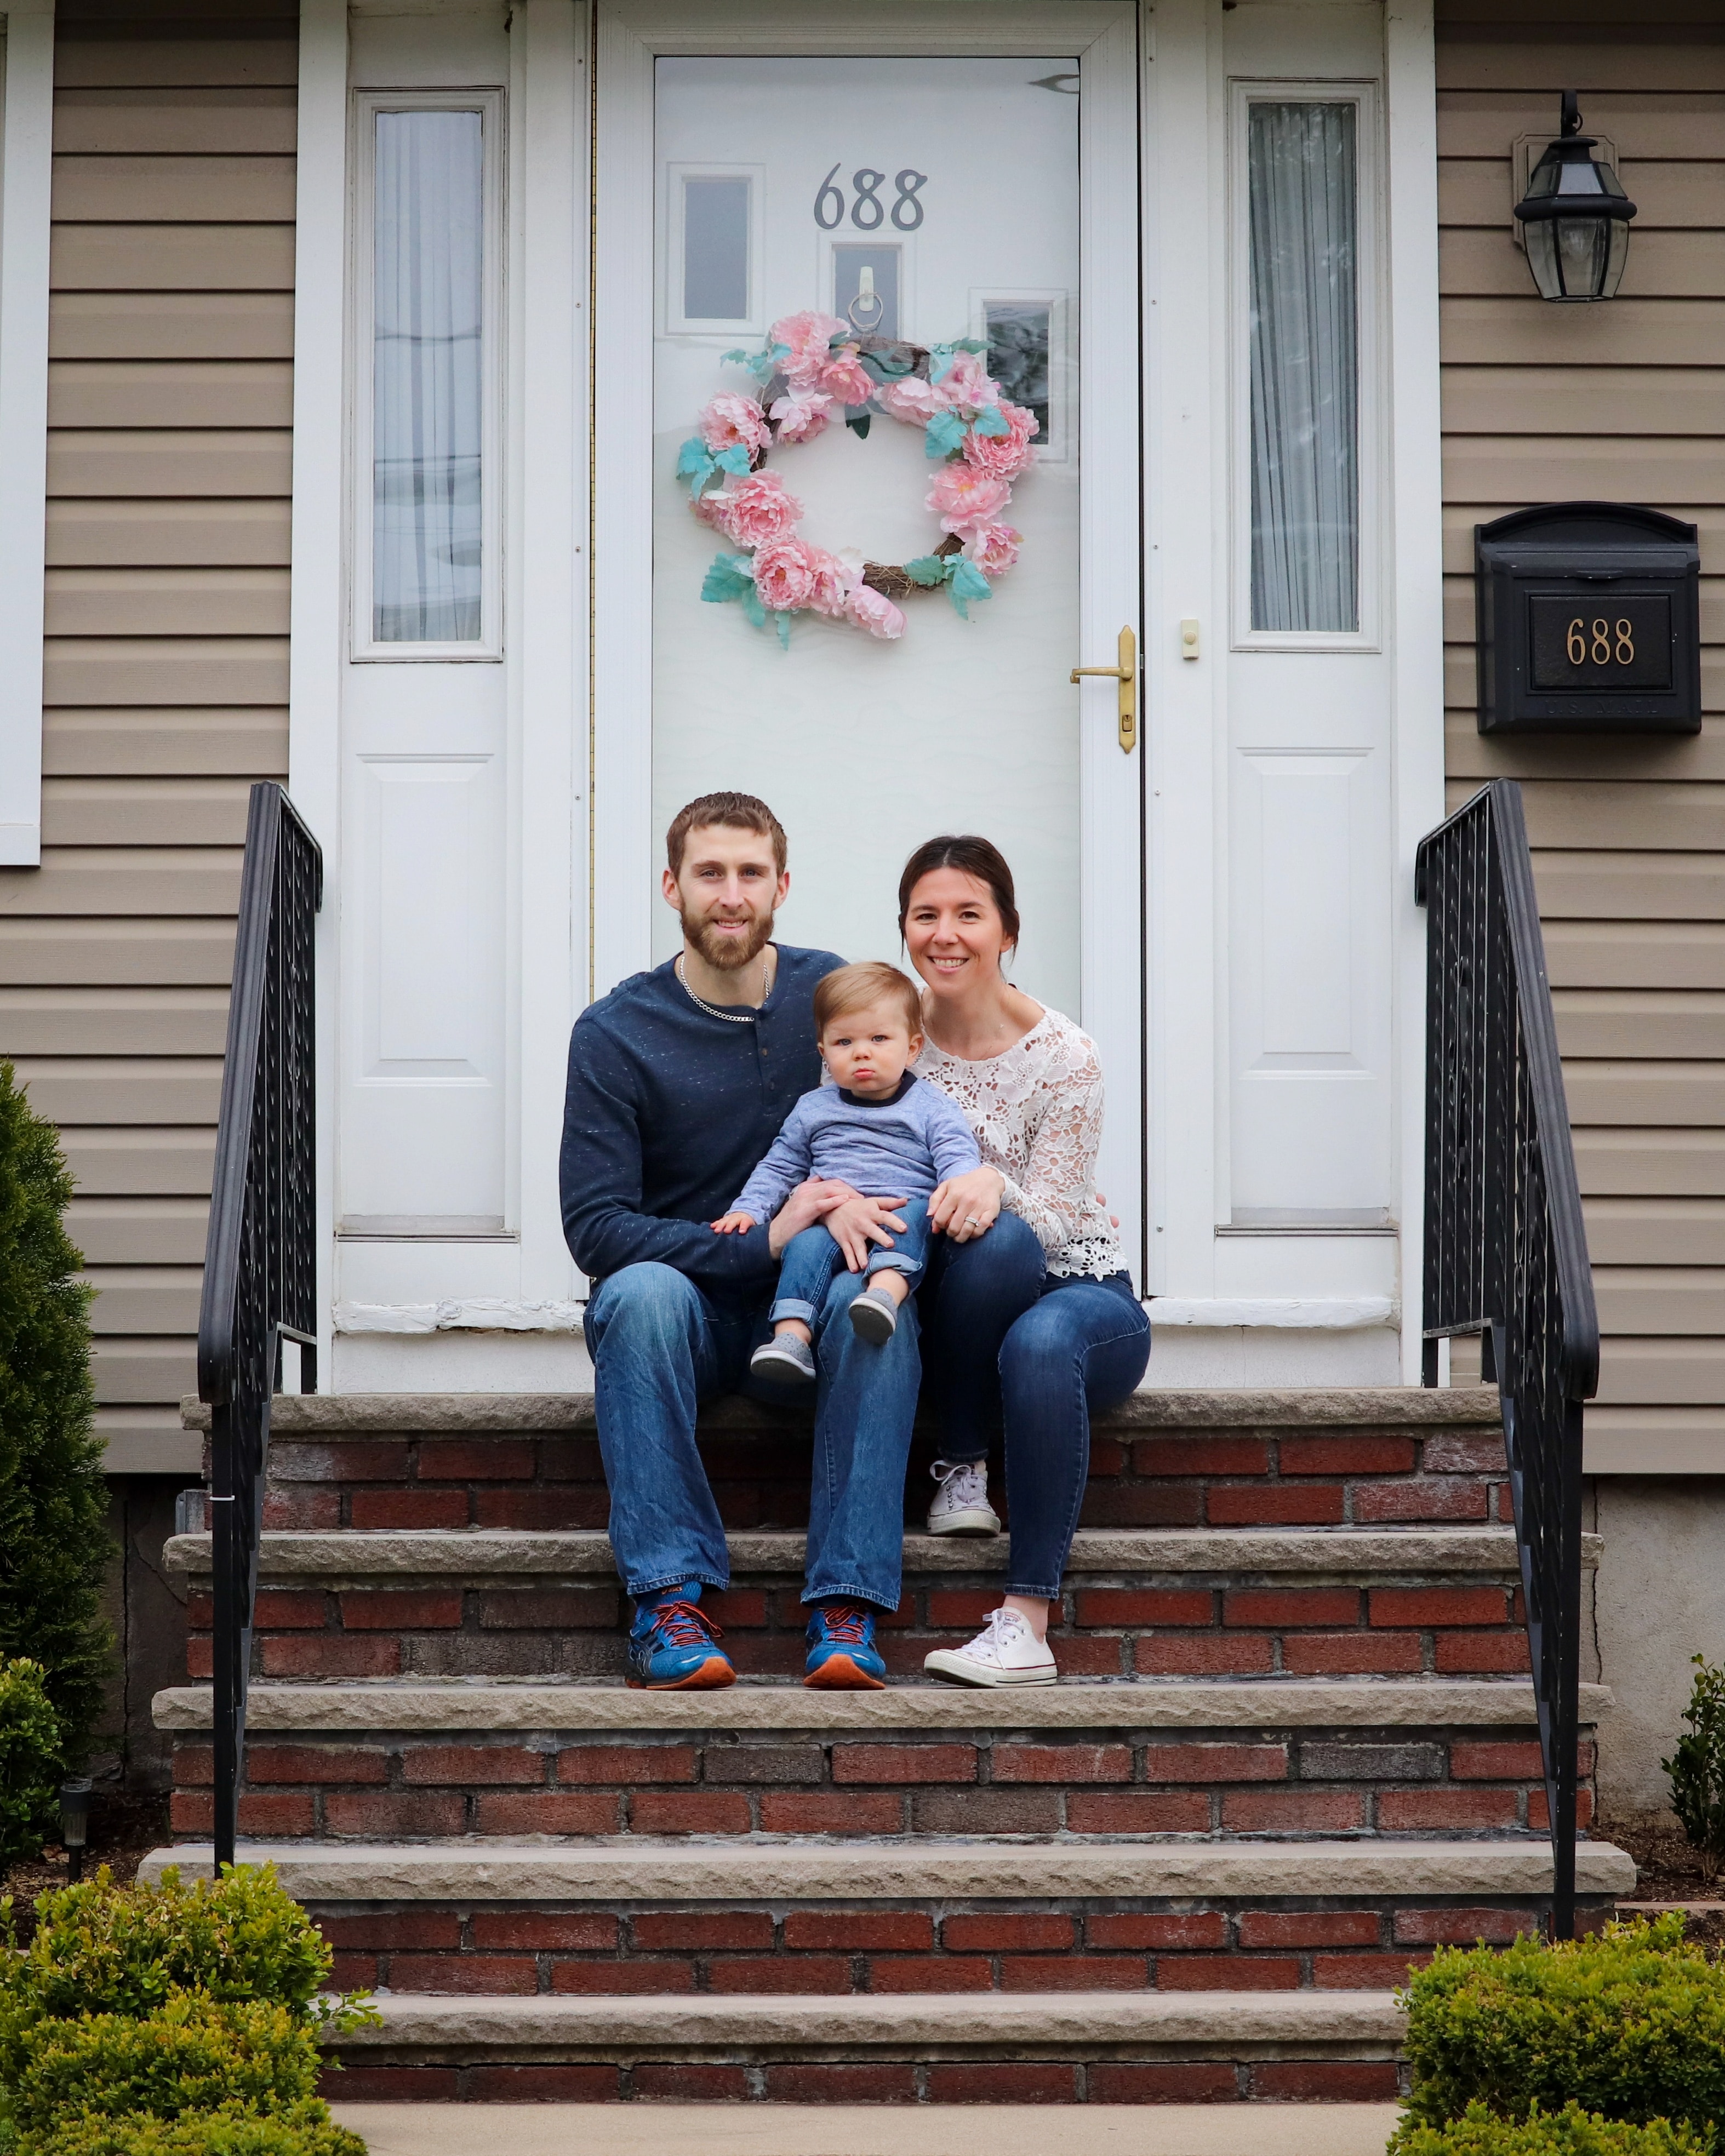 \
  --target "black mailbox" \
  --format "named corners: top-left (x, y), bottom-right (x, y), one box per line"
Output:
top-left (1475, 501), bottom-right (1701, 735)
